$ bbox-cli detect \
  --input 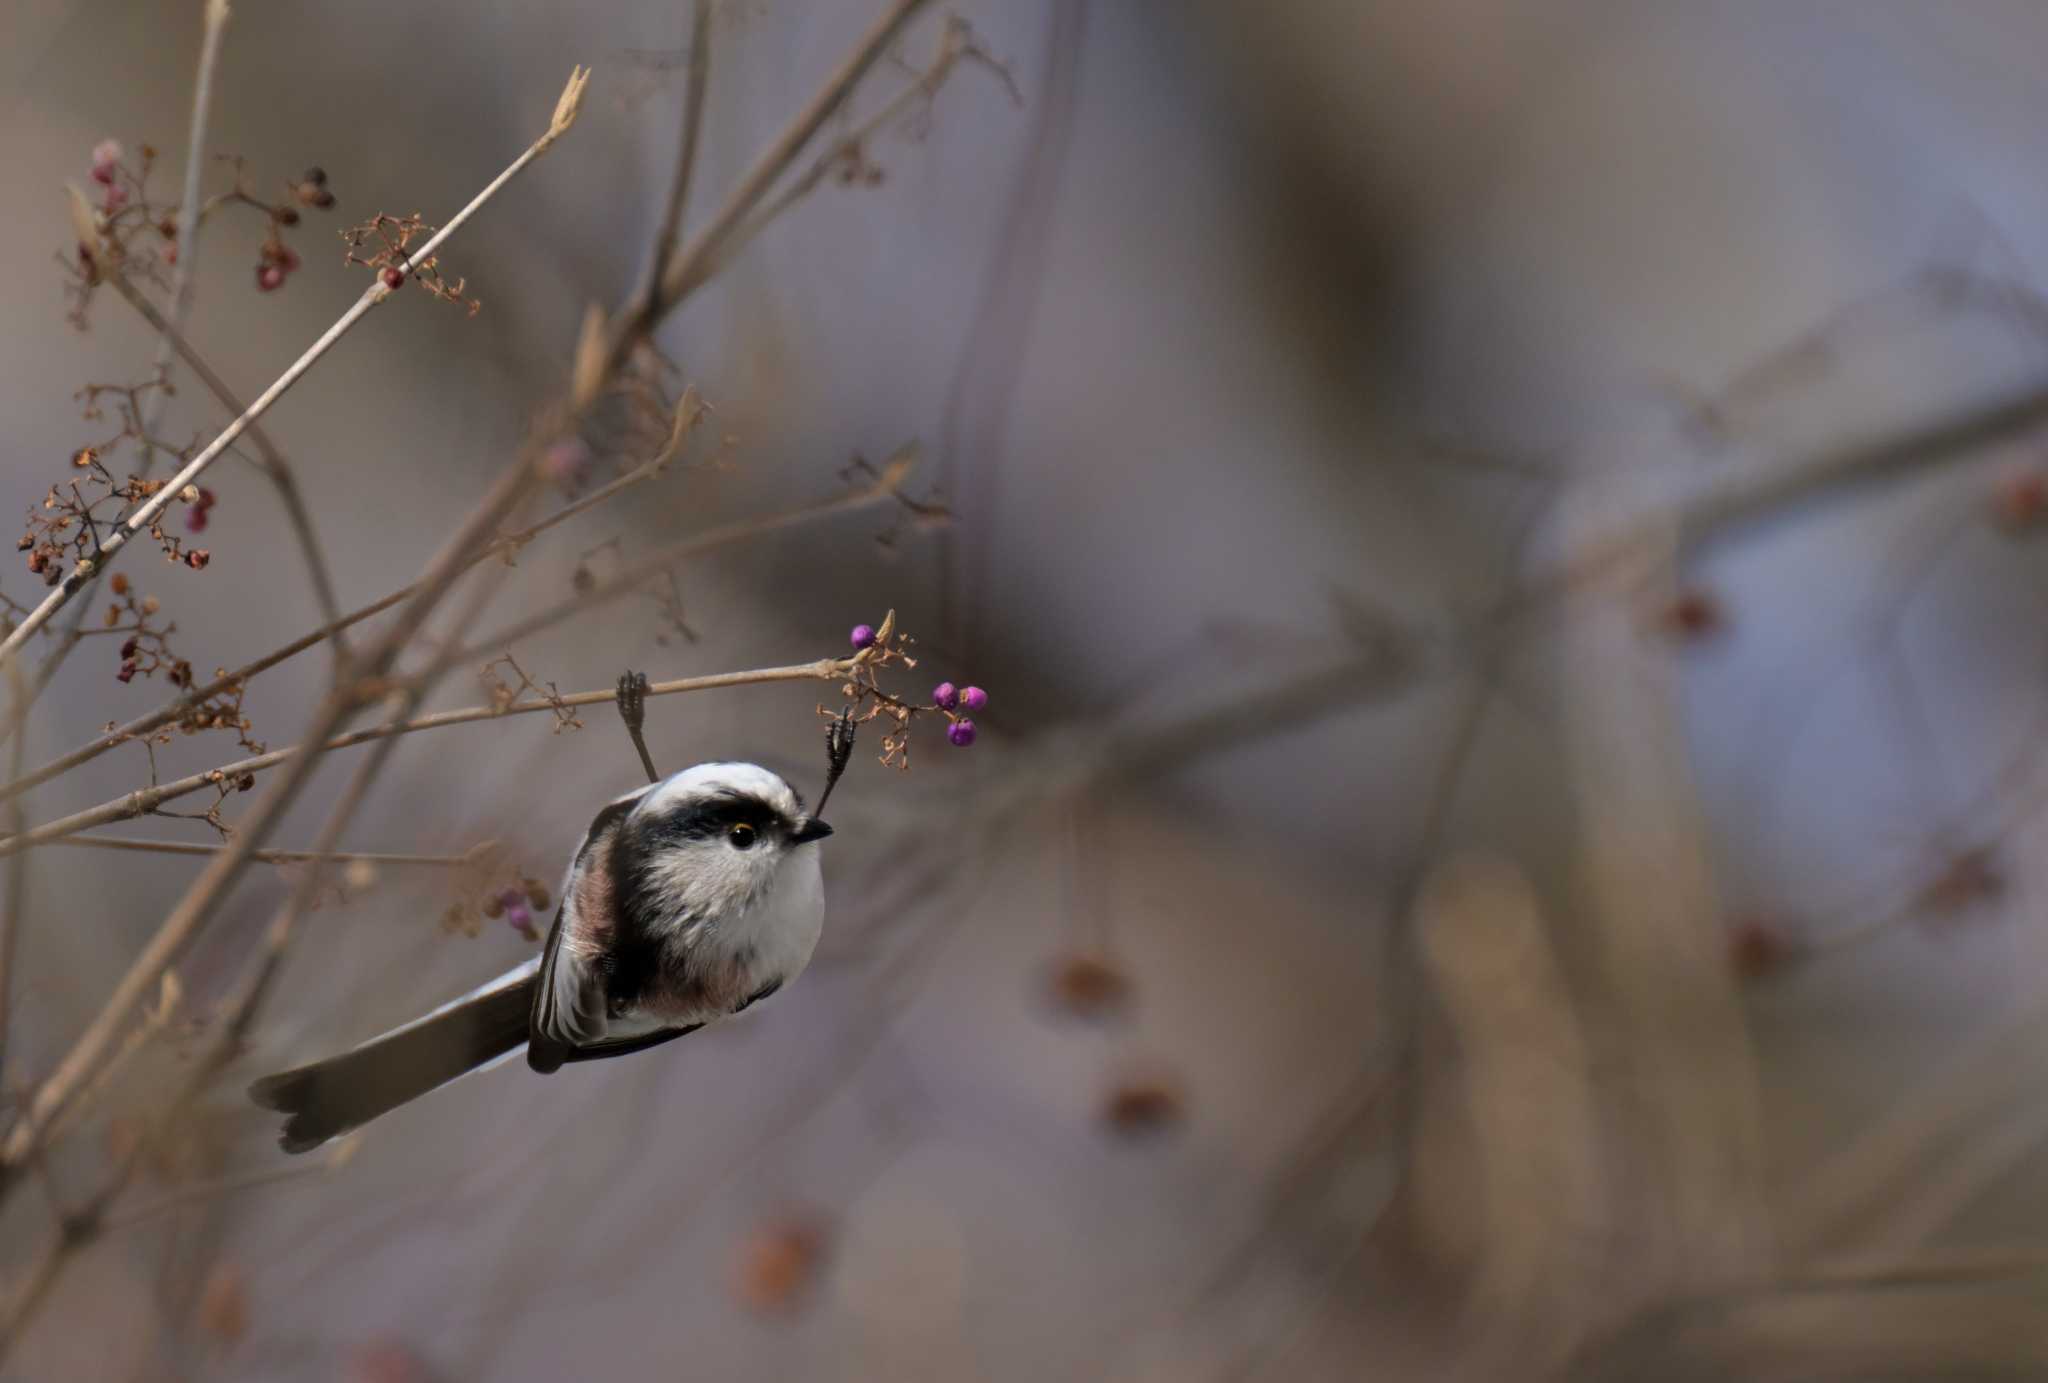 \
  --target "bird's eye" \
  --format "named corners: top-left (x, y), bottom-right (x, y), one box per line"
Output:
top-left (728, 823), bottom-right (757, 850)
